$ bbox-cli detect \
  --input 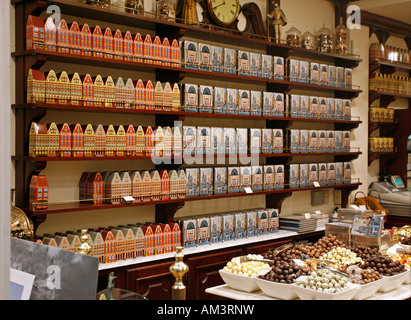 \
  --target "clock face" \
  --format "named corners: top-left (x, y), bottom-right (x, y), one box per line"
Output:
top-left (208, 0), bottom-right (240, 27)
